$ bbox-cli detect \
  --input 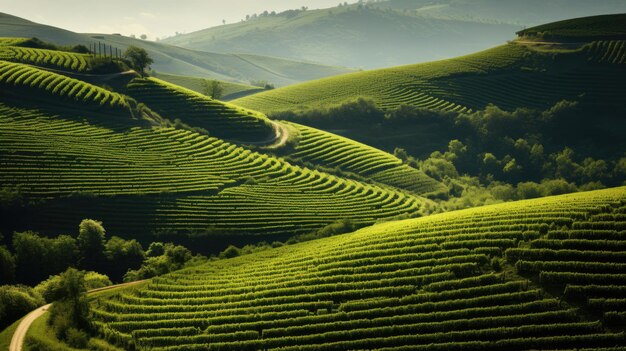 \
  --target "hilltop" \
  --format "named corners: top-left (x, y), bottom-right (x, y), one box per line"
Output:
top-left (233, 16), bottom-right (626, 113)
top-left (517, 14), bottom-right (626, 40)
top-left (0, 40), bottom-right (443, 252)
top-left (85, 187), bottom-right (626, 350)
top-left (0, 12), bottom-right (353, 87)
top-left (162, 5), bottom-right (518, 69)
top-left (372, 0), bottom-right (626, 26)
